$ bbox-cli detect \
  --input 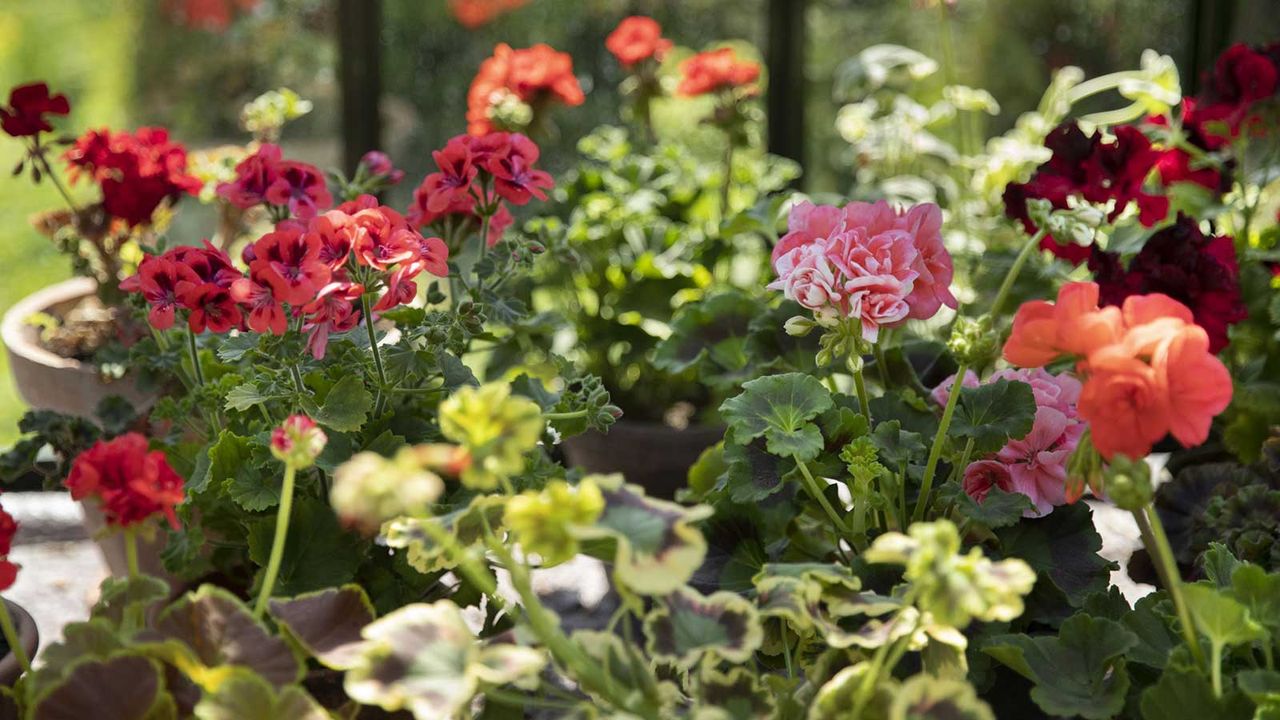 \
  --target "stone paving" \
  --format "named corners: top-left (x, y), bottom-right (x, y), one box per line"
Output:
top-left (2, 491), bottom-right (1152, 661)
